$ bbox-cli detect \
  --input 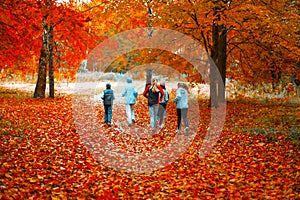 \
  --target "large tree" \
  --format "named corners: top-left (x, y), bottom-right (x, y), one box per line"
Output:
top-left (0, 0), bottom-right (95, 98)
top-left (34, 0), bottom-right (95, 98)
top-left (34, 0), bottom-right (51, 98)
